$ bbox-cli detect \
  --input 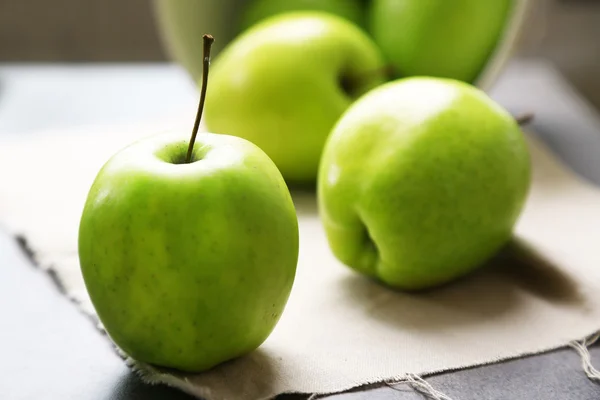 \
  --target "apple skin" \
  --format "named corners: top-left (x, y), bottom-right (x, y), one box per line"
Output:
top-left (78, 131), bottom-right (299, 372)
top-left (318, 77), bottom-right (530, 290)
top-left (204, 12), bottom-right (386, 185)
top-left (368, 0), bottom-right (513, 83)
top-left (239, 0), bottom-right (366, 32)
